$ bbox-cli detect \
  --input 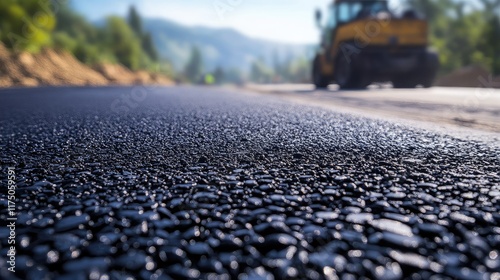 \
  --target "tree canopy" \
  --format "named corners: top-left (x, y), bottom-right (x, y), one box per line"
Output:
top-left (184, 46), bottom-right (204, 82)
top-left (0, 2), bottom-right (166, 74)
top-left (0, 0), bottom-right (56, 52)
top-left (405, 0), bottom-right (500, 75)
